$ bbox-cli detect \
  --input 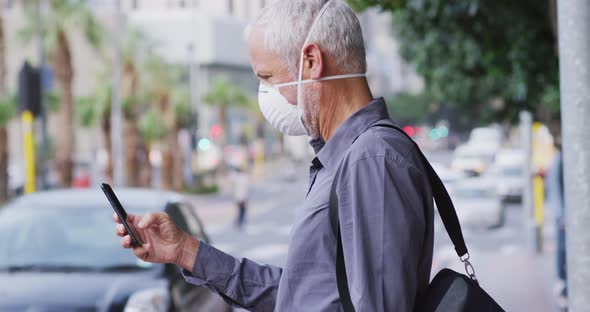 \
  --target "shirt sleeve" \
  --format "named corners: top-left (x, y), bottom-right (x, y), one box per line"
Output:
top-left (337, 155), bottom-right (430, 311)
top-left (182, 242), bottom-right (283, 311)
